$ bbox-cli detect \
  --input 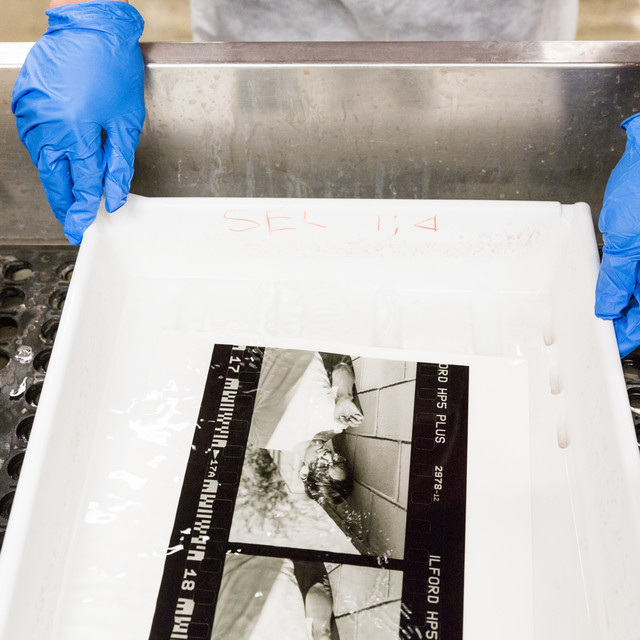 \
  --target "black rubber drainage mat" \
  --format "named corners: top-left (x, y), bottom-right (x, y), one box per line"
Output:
top-left (623, 351), bottom-right (640, 447)
top-left (0, 245), bottom-right (78, 550)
